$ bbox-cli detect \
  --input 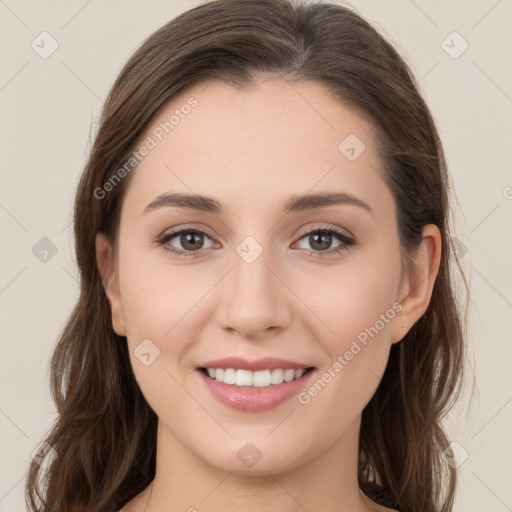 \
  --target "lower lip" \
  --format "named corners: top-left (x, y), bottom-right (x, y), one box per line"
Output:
top-left (196, 368), bottom-right (316, 412)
